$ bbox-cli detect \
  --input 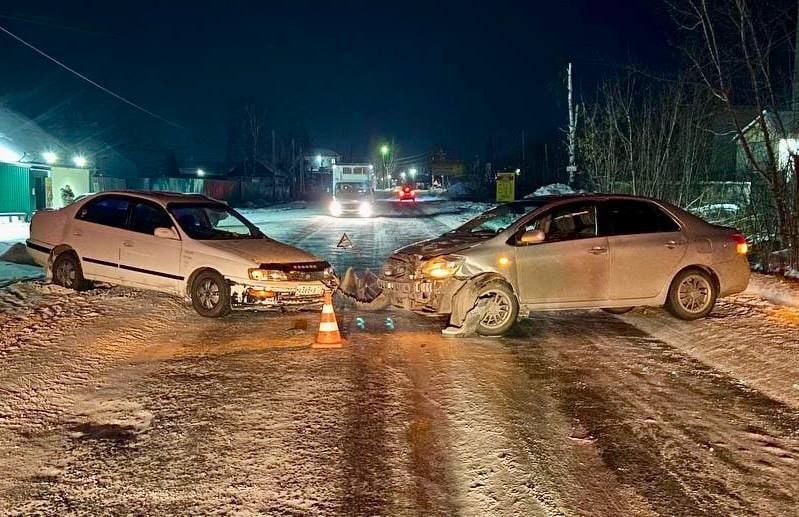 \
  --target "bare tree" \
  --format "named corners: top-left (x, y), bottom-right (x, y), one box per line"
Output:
top-left (241, 100), bottom-right (265, 176)
top-left (667, 0), bottom-right (799, 268)
top-left (578, 73), bottom-right (716, 205)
